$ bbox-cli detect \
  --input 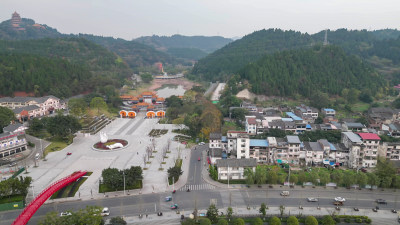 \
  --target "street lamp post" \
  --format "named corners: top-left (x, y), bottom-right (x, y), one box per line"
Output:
top-left (123, 171), bottom-right (126, 195)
